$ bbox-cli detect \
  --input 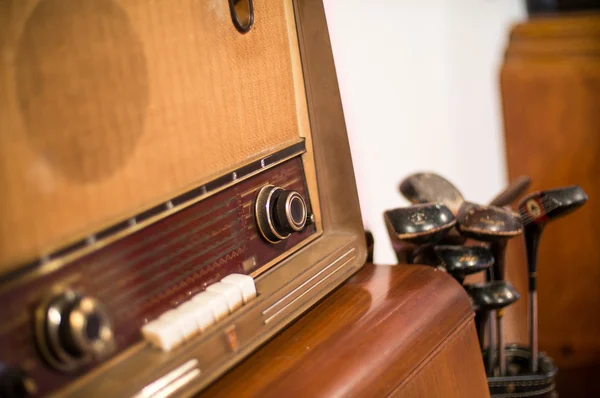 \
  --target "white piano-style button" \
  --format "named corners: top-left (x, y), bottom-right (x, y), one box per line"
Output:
top-left (141, 321), bottom-right (164, 348)
top-left (162, 306), bottom-right (198, 341)
top-left (177, 300), bottom-right (215, 333)
top-left (157, 311), bottom-right (189, 346)
top-left (221, 274), bottom-right (257, 304)
top-left (206, 282), bottom-right (243, 312)
top-left (191, 291), bottom-right (230, 321)
top-left (141, 311), bottom-right (183, 352)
